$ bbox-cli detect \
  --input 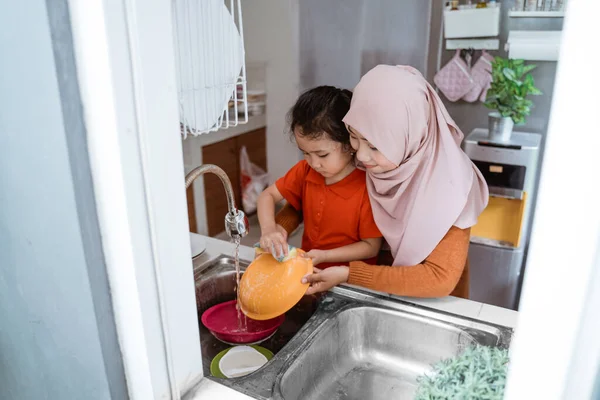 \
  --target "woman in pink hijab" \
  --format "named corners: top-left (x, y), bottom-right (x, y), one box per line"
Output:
top-left (277, 65), bottom-right (488, 298)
